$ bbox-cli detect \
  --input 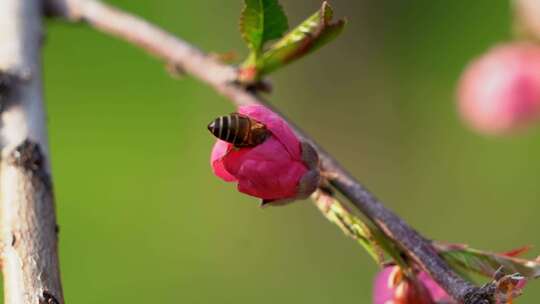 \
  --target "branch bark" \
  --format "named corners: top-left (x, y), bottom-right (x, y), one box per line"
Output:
top-left (46, 1), bottom-right (488, 303)
top-left (0, 1), bottom-right (64, 303)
